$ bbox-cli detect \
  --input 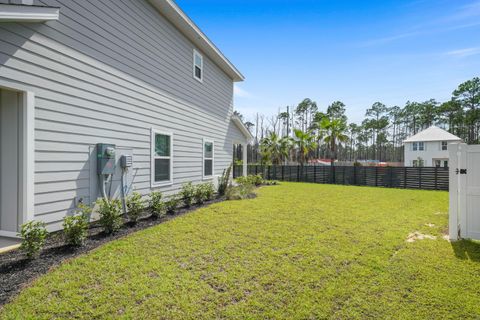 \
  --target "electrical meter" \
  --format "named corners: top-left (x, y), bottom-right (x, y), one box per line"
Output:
top-left (97, 143), bottom-right (116, 175)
